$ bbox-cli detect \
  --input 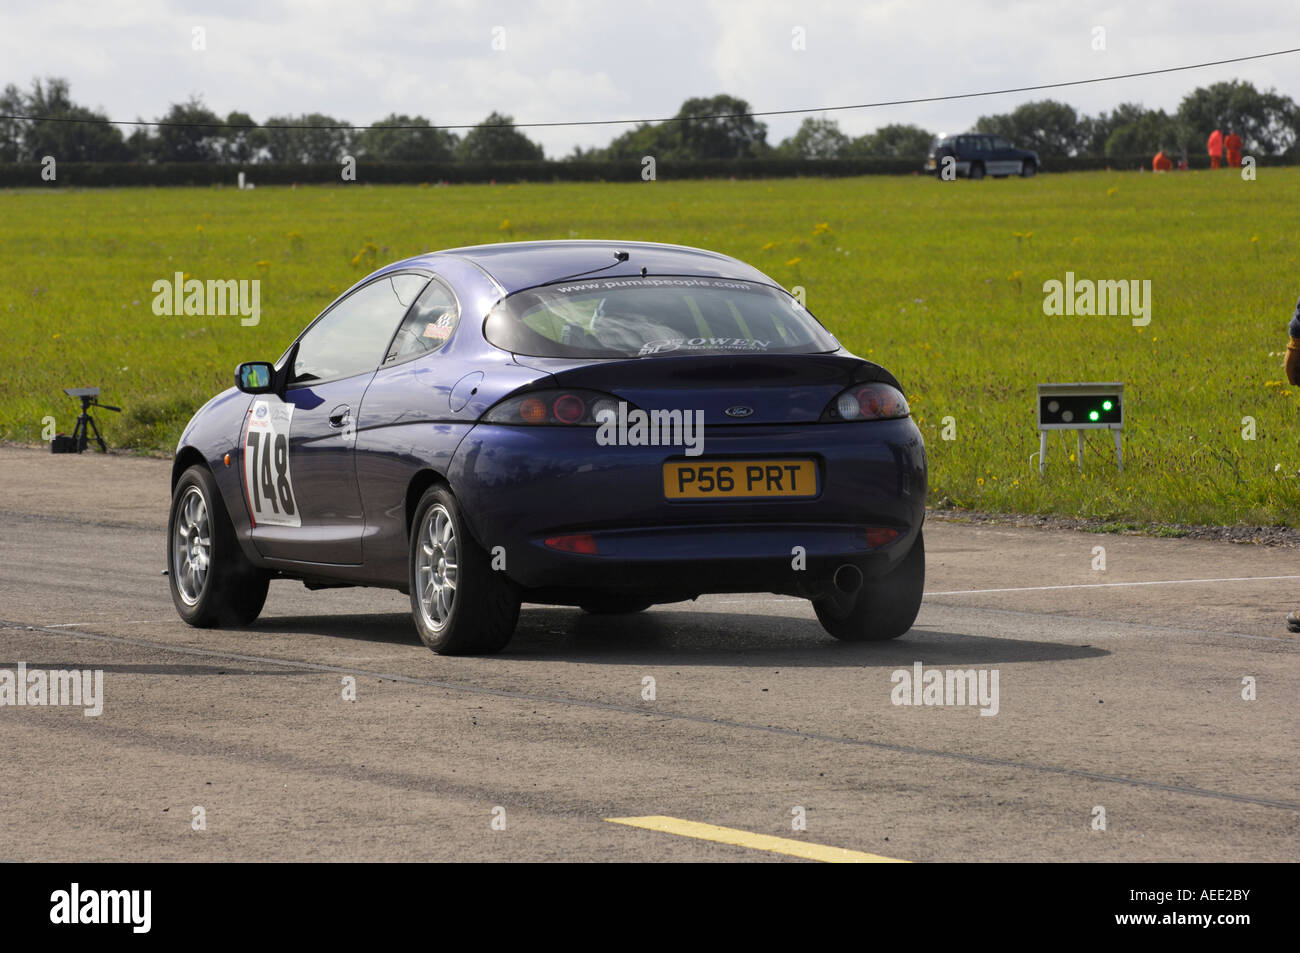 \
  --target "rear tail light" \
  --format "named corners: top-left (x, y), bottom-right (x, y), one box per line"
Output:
top-left (864, 527), bottom-right (901, 548)
top-left (545, 534), bottom-right (599, 554)
top-left (552, 393), bottom-right (586, 424)
top-left (519, 396), bottom-right (548, 422)
top-left (483, 389), bottom-right (632, 426)
top-left (821, 383), bottom-right (910, 422)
